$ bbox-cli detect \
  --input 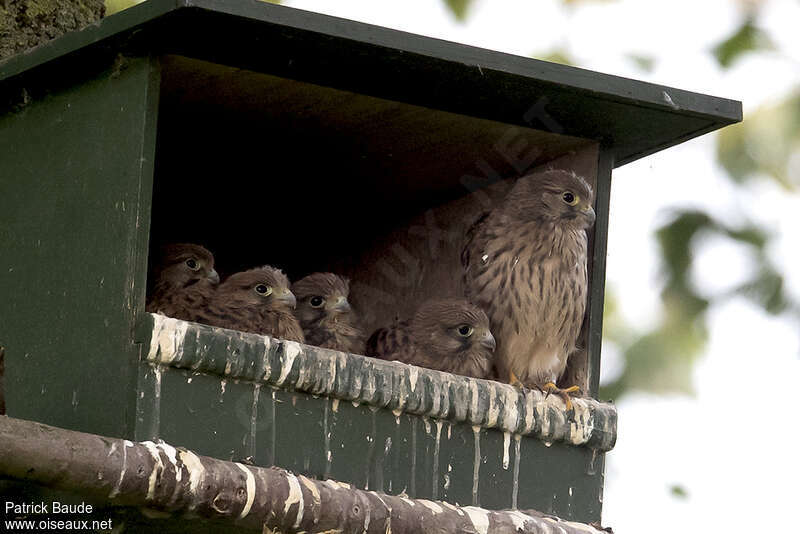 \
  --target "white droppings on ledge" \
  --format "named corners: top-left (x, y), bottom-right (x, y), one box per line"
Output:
top-left (235, 463), bottom-right (256, 519)
top-left (463, 506), bottom-right (490, 534)
top-left (147, 314), bottom-right (189, 365)
top-left (407, 366), bottom-right (419, 392)
top-left (284, 473), bottom-right (304, 529)
top-left (261, 336), bottom-right (272, 381)
top-left (331, 399), bottom-right (340, 413)
top-left (276, 341), bottom-right (302, 386)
